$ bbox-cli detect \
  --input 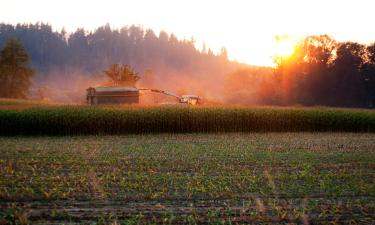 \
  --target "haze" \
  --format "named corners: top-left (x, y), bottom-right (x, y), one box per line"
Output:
top-left (2, 0), bottom-right (375, 66)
